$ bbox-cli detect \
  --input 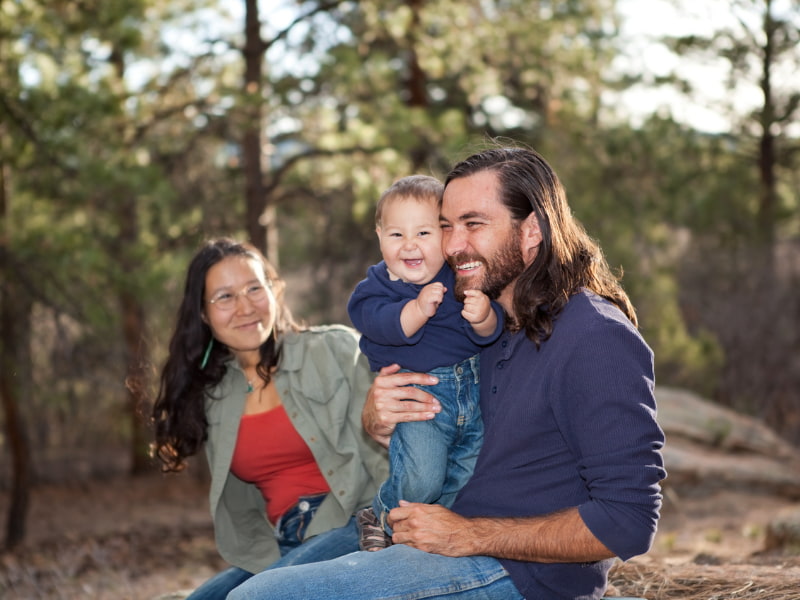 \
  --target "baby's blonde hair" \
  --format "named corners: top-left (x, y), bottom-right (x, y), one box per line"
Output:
top-left (375, 175), bottom-right (443, 227)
